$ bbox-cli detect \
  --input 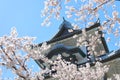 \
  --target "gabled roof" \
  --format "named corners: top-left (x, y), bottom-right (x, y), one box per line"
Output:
top-left (39, 19), bottom-right (99, 45)
top-left (38, 19), bottom-right (109, 53)
top-left (52, 18), bottom-right (76, 39)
